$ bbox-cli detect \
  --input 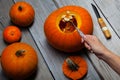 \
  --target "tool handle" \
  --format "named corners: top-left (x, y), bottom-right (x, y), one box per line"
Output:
top-left (98, 18), bottom-right (111, 39)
